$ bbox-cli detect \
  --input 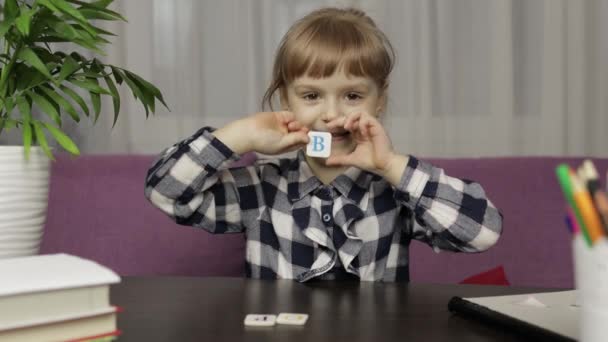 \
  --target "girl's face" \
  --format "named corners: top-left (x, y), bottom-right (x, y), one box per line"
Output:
top-left (282, 68), bottom-right (386, 160)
